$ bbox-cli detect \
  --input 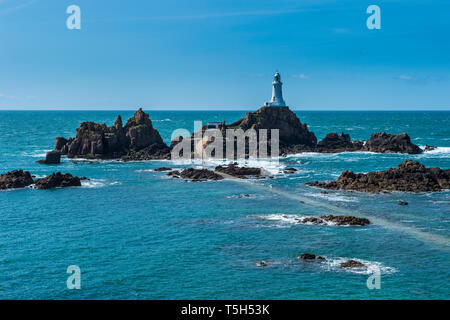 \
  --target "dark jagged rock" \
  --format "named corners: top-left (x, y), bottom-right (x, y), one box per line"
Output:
top-left (317, 256), bottom-right (326, 261)
top-left (37, 150), bottom-right (61, 164)
top-left (424, 145), bottom-right (437, 151)
top-left (363, 132), bottom-right (422, 154)
top-left (301, 217), bottom-right (324, 225)
top-left (397, 200), bottom-right (409, 206)
top-left (340, 260), bottom-right (366, 268)
top-left (178, 168), bottom-right (224, 182)
top-left (316, 132), bottom-right (364, 153)
top-left (306, 160), bottom-right (450, 193)
top-left (53, 109), bottom-right (170, 160)
top-left (0, 170), bottom-right (34, 190)
top-left (283, 167), bottom-right (297, 174)
top-left (215, 164), bottom-right (262, 178)
top-left (301, 215), bottom-right (370, 226)
top-left (228, 106), bottom-right (317, 150)
top-left (34, 172), bottom-right (82, 189)
top-left (154, 167), bottom-right (172, 172)
top-left (299, 253), bottom-right (316, 260)
top-left (54, 137), bottom-right (68, 151)
top-left (320, 215), bottom-right (370, 226)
